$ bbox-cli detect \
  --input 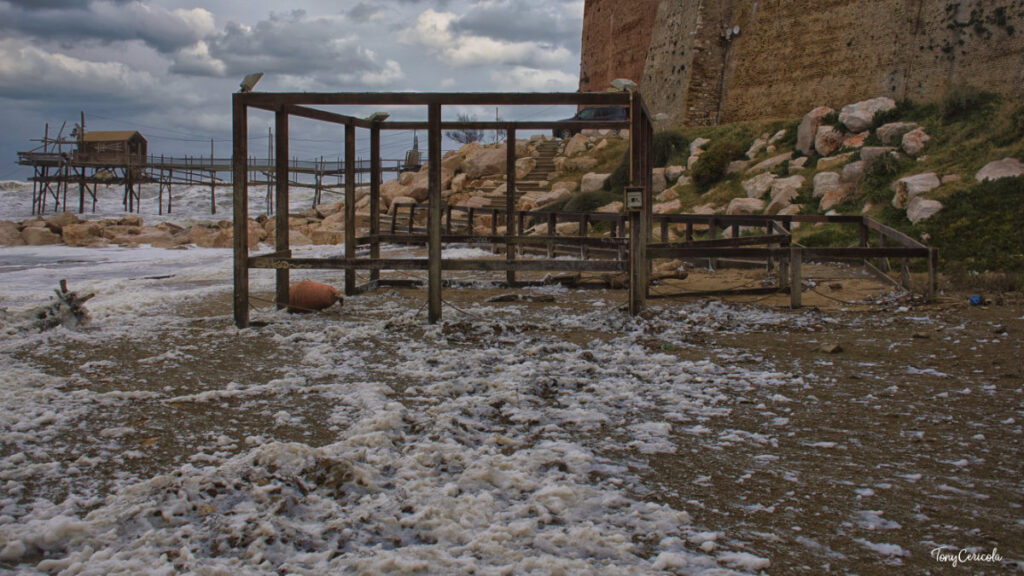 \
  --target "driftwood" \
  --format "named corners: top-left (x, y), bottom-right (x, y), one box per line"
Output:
top-left (0, 280), bottom-right (94, 333)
